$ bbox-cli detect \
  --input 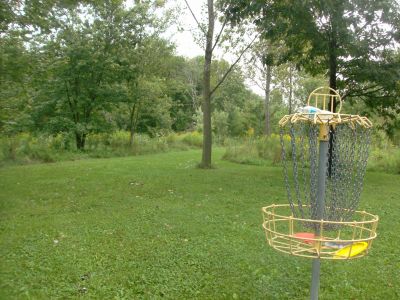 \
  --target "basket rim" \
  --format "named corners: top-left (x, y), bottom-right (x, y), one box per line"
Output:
top-left (278, 112), bottom-right (372, 128)
top-left (262, 203), bottom-right (379, 225)
top-left (261, 203), bottom-right (379, 260)
top-left (262, 222), bottom-right (378, 244)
